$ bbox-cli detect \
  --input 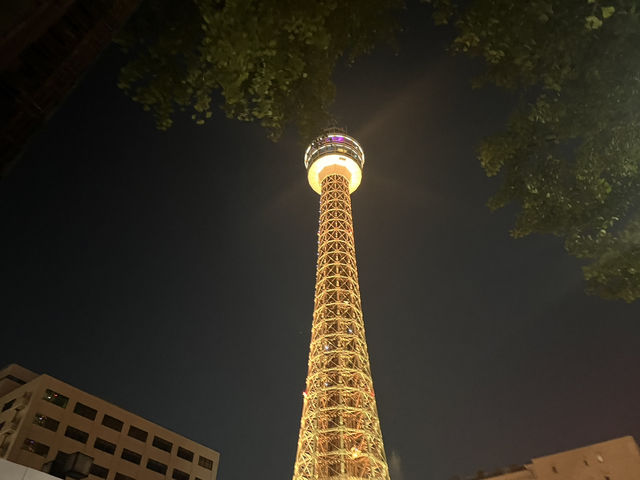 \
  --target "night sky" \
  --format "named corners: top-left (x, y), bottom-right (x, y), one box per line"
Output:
top-left (2, 5), bottom-right (640, 480)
